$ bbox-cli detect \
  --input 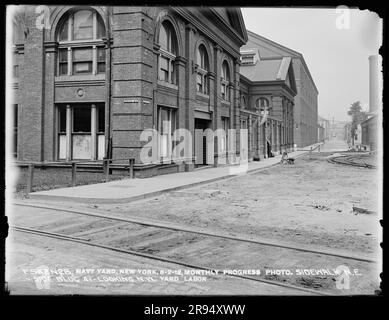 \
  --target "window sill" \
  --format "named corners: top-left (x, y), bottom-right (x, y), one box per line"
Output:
top-left (196, 92), bottom-right (210, 100)
top-left (55, 74), bottom-right (106, 82)
top-left (221, 100), bottom-right (231, 107)
top-left (157, 80), bottom-right (178, 91)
